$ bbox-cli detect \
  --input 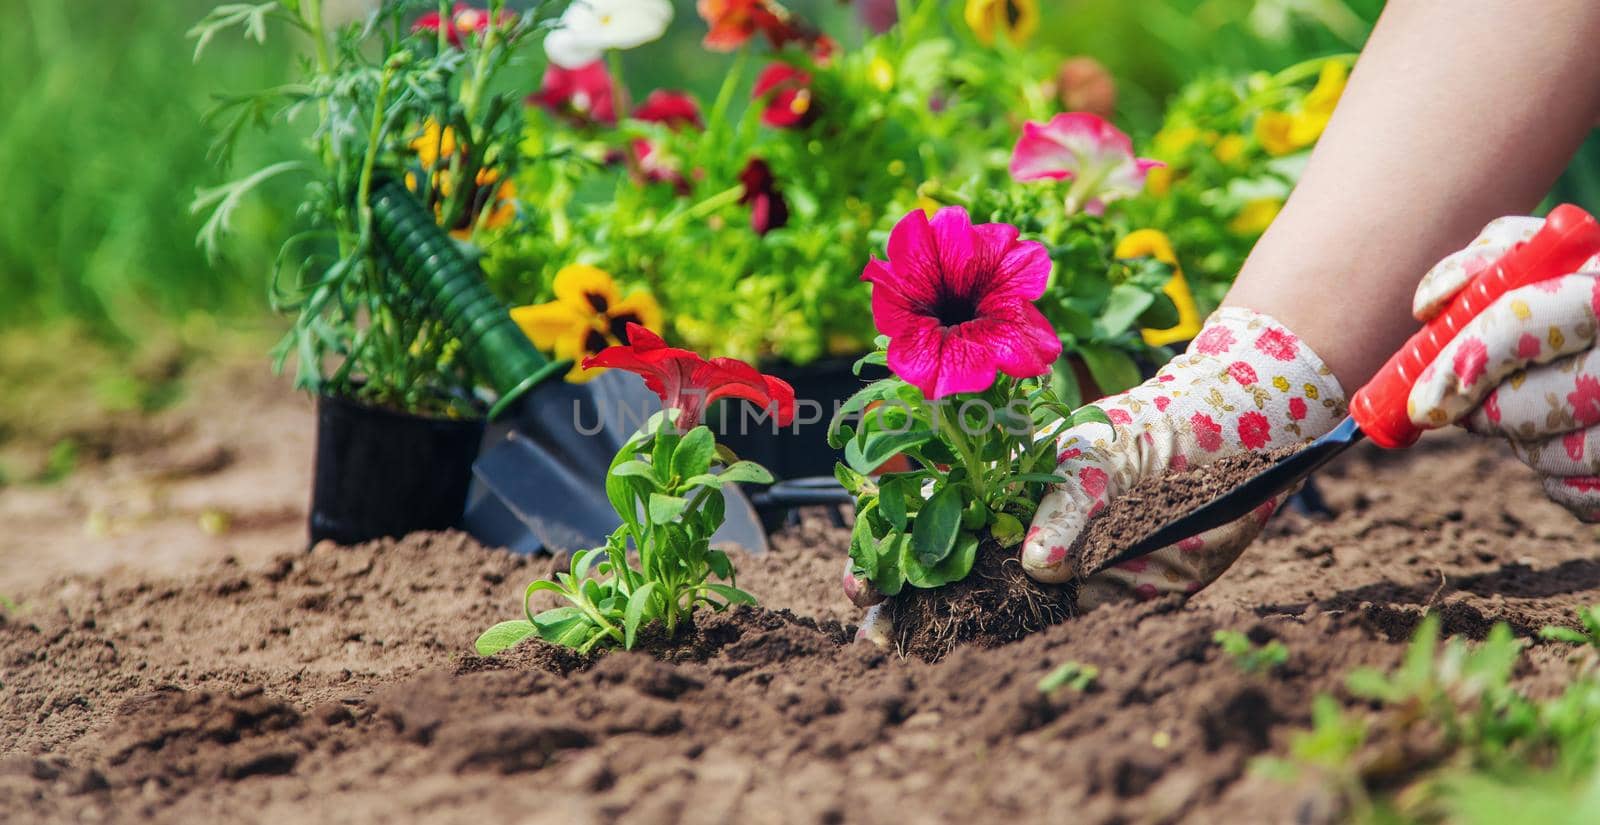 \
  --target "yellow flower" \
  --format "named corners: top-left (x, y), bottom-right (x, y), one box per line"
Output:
top-left (1228, 197), bottom-right (1283, 236)
top-left (1293, 59), bottom-right (1347, 143)
top-left (510, 264), bottom-right (664, 383)
top-left (964, 0), bottom-right (1038, 46)
top-left (1254, 110), bottom-right (1298, 156)
top-left (1114, 229), bottom-right (1202, 347)
top-left (1256, 60), bottom-right (1347, 156)
top-left (1144, 165), bottom-right (1174, 196)
top-left (1213, 134), bottom-right (1248, 166)
top-left (410, 119), bottom-right (458, 170)
top-left (1152, 125), bottom-right (1201, 157)
top-left (868, 56), bottom-right (895, 92)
